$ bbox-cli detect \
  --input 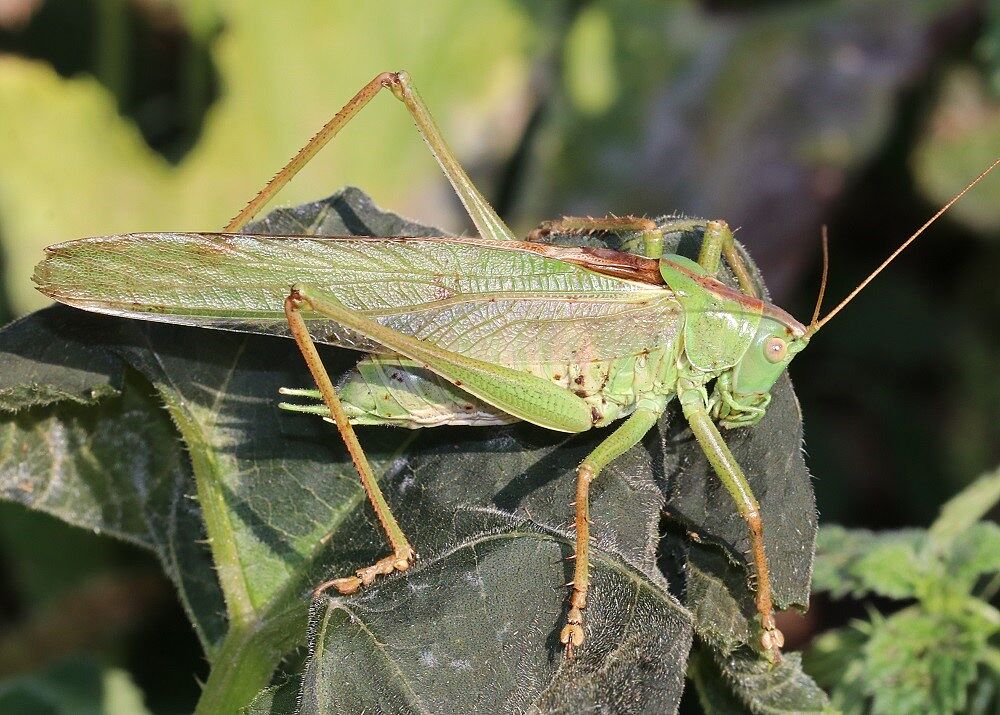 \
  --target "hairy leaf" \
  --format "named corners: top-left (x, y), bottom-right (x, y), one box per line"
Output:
top-left (0, 308), bottom-right (123, 411)
top-left (0, 354), bottom-right (224, 647)
top-left (864, 608), bottom-right (992, 715)
top-left (689, 645), bottom-right (832, 715)
top-left (808, 610), bottom-right (999, 715)
top-left (807, 471), bottom-right (1000, 715)
top-left (245, 681), bottom-right (298, 715)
